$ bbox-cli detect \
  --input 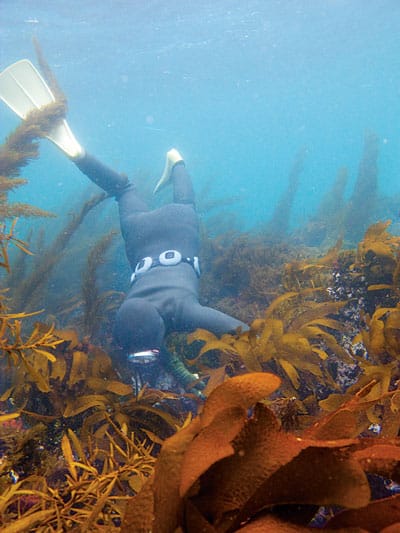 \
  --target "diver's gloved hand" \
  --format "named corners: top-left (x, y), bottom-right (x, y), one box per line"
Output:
top-left (160, 350), bottom-right (206, 400)
top-left (153, 148), bottom-right (184, 194)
